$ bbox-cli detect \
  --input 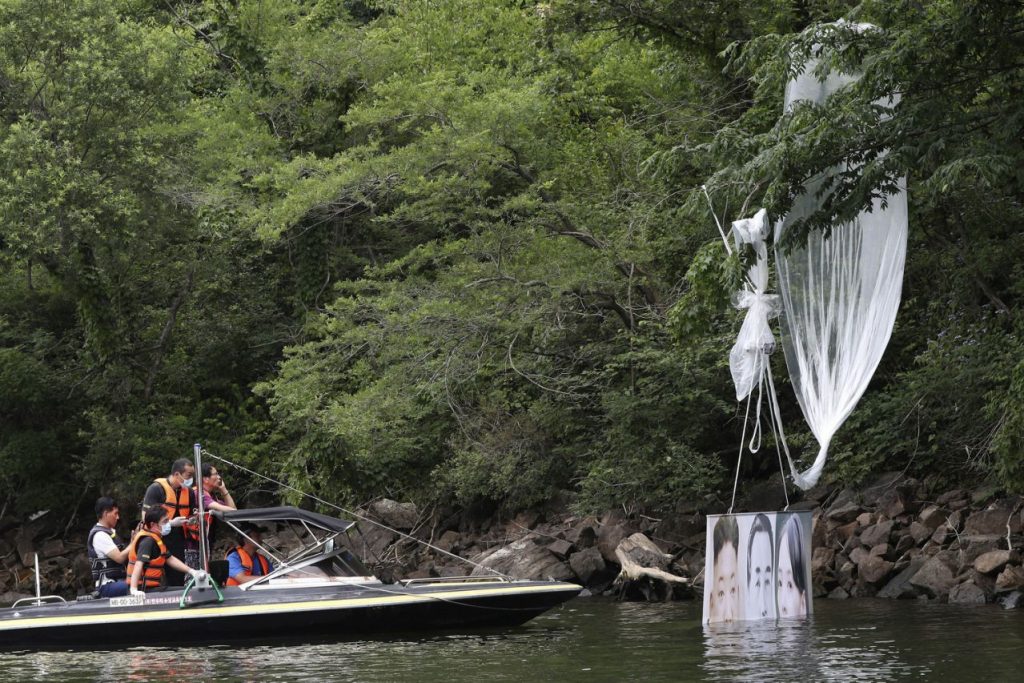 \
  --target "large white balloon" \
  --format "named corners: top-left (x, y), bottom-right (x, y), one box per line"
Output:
top-left (775, 31), bottom-right (908, 490)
